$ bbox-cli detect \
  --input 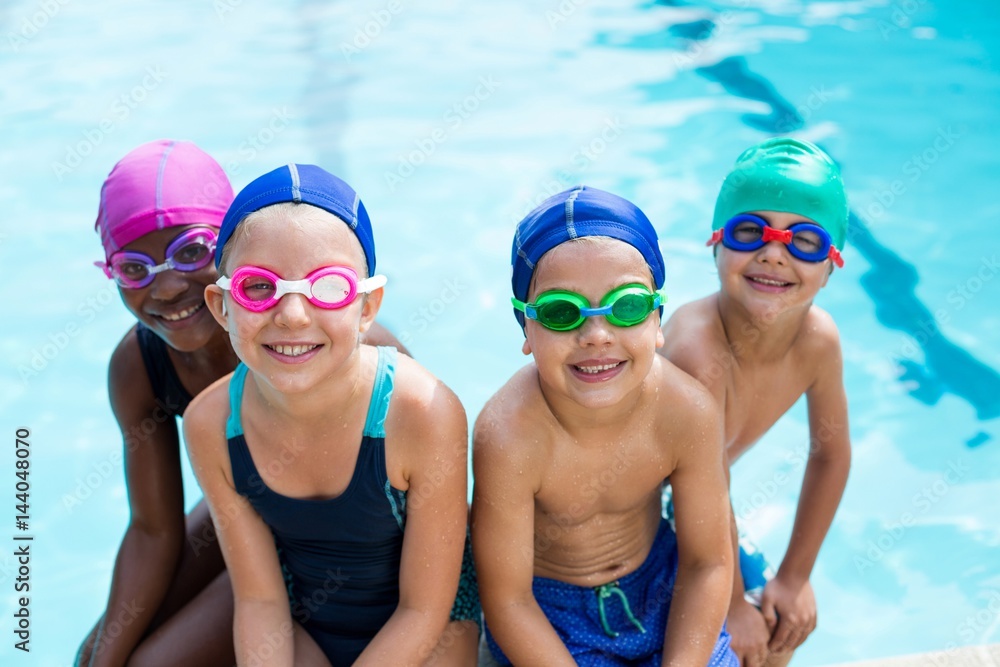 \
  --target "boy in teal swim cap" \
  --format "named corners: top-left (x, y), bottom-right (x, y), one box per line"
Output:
top-left (660, 138), bottom-right (852, 667)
